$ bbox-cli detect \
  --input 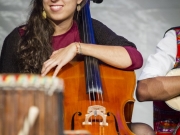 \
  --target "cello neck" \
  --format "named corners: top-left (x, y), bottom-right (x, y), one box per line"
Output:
top-left (80, 0), bottom-right (103, 94)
